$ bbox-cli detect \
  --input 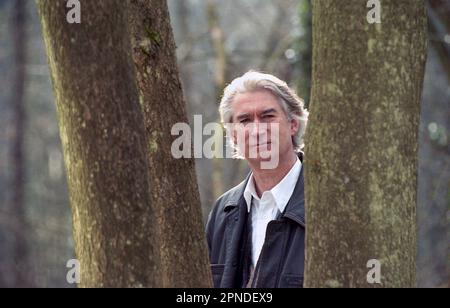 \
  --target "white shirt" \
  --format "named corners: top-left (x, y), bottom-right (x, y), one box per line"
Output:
top-left (243, 157), bottom-right (302, 267)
